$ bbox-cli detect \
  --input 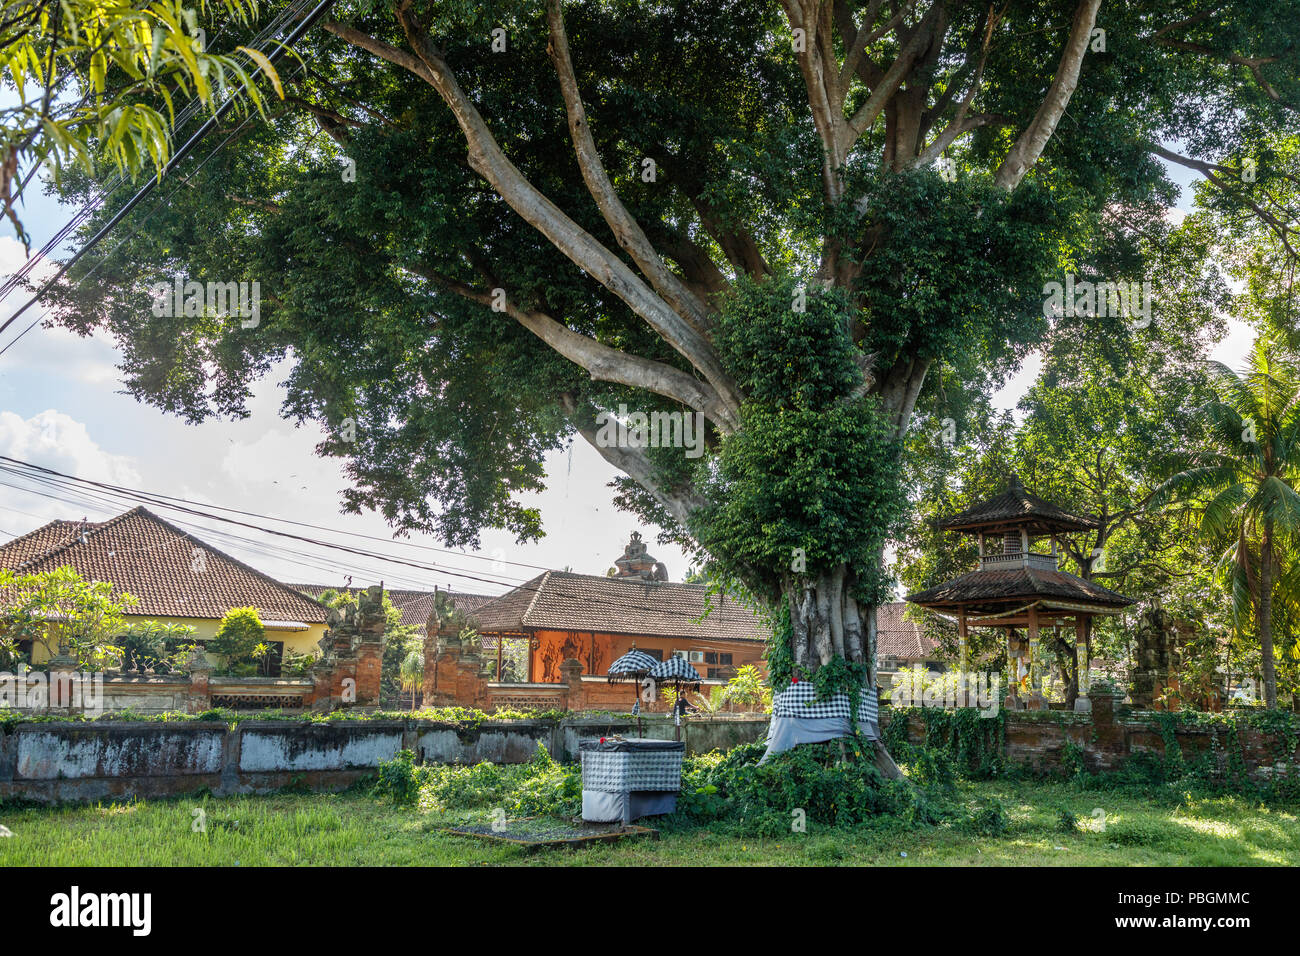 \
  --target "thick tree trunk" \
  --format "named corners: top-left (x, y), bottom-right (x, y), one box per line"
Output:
top-left (1259, 519), bottom-right (1279, 709)
top-left (784, 565), bottom-right (871, 679)
top-left (781, 568), bottom-right (903, 780)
